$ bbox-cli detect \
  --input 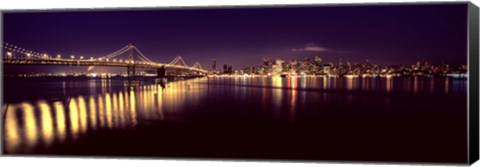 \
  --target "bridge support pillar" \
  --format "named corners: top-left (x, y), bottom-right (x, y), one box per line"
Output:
top-left (157, 67), bottom-right (166, 78)
top-left (127, 66), bottom-right (136, 84)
